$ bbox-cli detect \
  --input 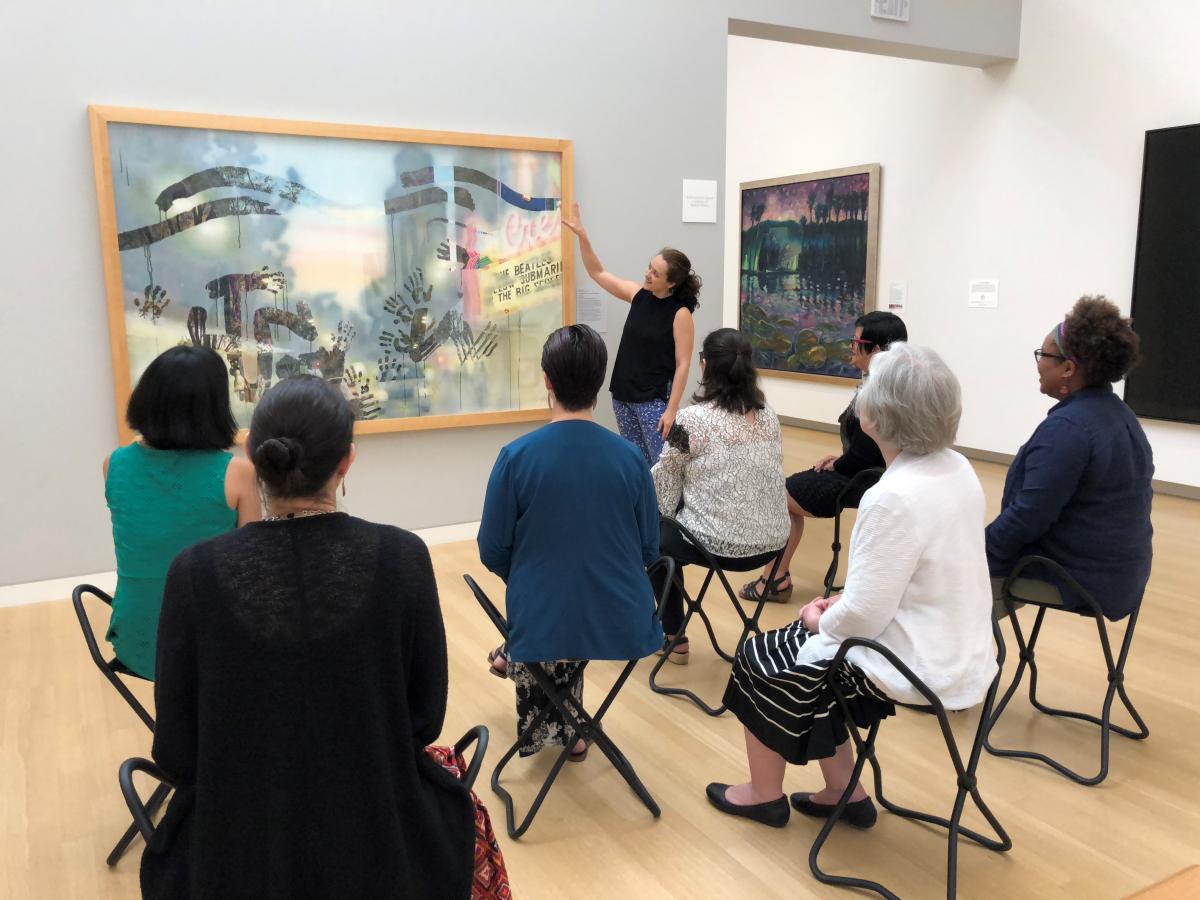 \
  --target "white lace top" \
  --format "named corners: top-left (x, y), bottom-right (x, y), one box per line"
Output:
top-left (650, 402), bottom-right (790, 558)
